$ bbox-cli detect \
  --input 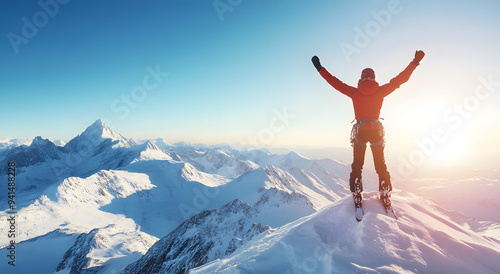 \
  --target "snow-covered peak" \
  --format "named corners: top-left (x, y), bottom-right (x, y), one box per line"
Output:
top-left (285, 151), bottom-right (309, 160)
top-left (277, 151), bottom-right (310, 169)
top-left (218, 198), bottom-right (253, 215)
top-left (0, 136), bottom-right (62, 169)
top-left (143, 140), bottom-right (160, 151)
top-left (149, 138), bottom-right (173, 149)
top-left (129, 140), bottom-right (173, 164)
top-left (65, 120), bottom-right (136, 153)
top-left (52, 139), bottom-right (67, 147)
top-left (86, 119), bottom-right (112, 136)
top-left (83, 120), bottom-right (134, 146)
top-left (30, 136), bottom-right (54, 147)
